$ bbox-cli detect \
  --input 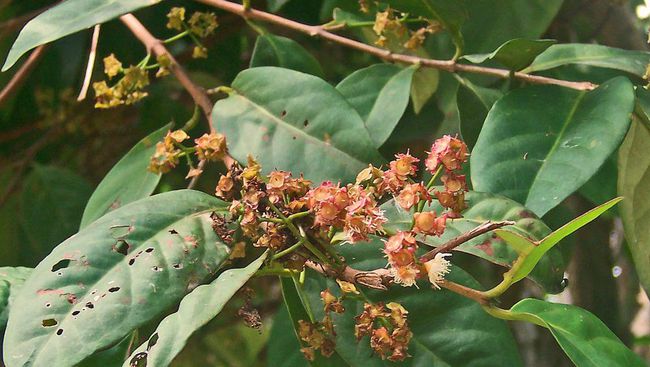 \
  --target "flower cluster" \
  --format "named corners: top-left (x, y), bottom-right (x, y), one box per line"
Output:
top-left (297, 288), bottom-right (346, 361)
top-left (426, 135), bottom-right (469, 216)
top-left (93, 54), bottom-right (159, 109)
top-left (354, 302), bottom-right (412, 361)
top-left (372, 7), bottom-right (440, 50)
top-left (166, 7), bottom-right (218, 59)
top-left (148, 130), bottom-right (227, 175)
